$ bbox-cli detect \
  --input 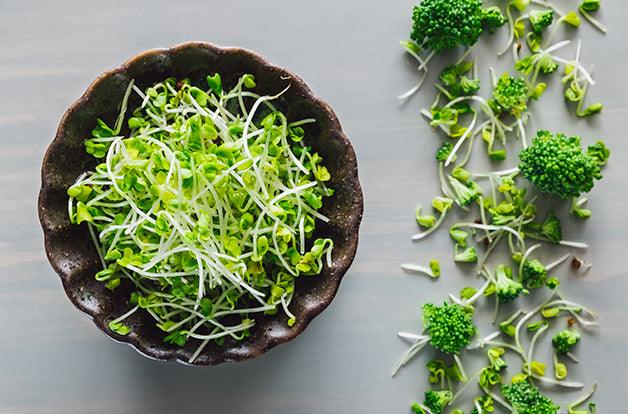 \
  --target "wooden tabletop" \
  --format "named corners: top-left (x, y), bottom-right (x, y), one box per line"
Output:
top-left (1, 0), bottom-right (626, 412)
